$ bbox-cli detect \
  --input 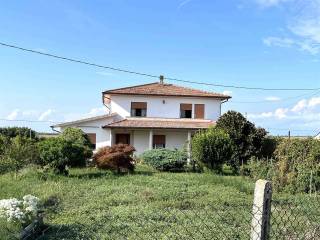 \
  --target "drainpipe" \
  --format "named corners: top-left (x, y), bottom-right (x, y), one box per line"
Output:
top-left (220, 98), bottom-right (229, 116)
top-left (50, 126), bottom-right (61, 133)
top-left (102, 92), bottom-right (111, 113)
